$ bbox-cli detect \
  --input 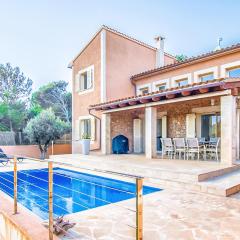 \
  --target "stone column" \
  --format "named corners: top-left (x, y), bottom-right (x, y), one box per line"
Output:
top-left (221, 95), bottom-right (237, 165)
top-left (145, 107), bottom-right (157, 159)
top-left (102, 113), bottom-right (111, 154)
